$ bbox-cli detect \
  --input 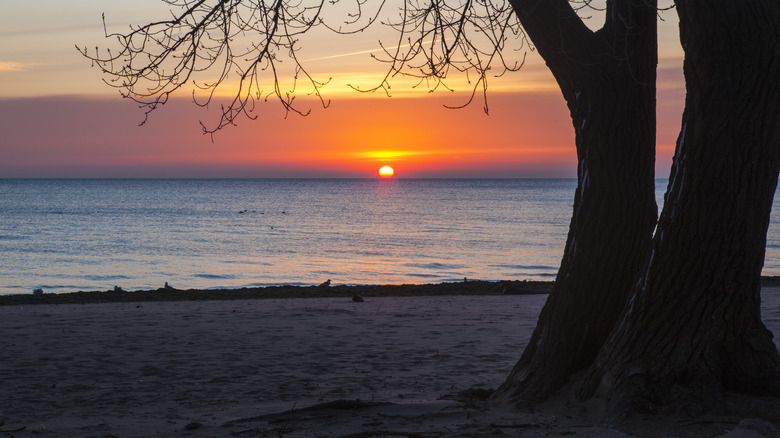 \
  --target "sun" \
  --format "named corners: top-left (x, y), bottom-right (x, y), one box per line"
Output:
top-left (378, 166), bottom-right (395, 178)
